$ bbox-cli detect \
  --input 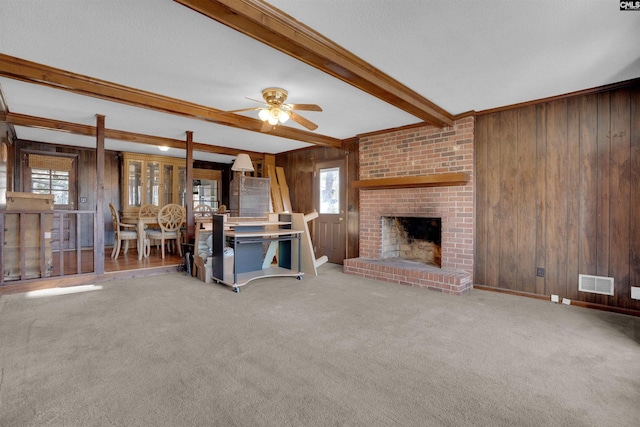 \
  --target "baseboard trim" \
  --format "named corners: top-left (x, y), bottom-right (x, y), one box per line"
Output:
top-left (473, 285), bottom-right (640, 318)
